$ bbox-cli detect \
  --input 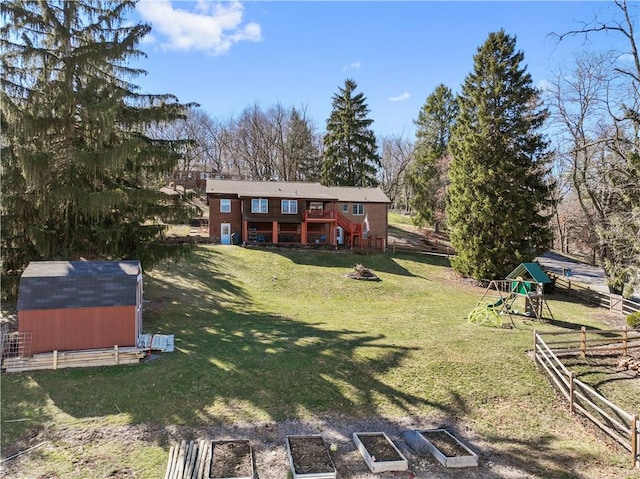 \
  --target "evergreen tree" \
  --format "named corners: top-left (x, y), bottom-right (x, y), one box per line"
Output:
top-left (407, 84), bottom-right (458, 230)
top-left (286, 108), bottom-right (321, 181)
top-left (322, 79), bottom-right (380, 186)
top-left (447, 30), bottom-right (553, 280)
top-left (1, 0), bottom-right (196, 287)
